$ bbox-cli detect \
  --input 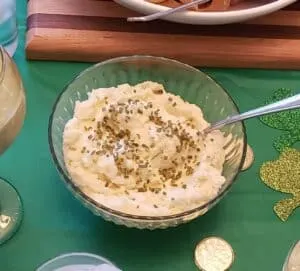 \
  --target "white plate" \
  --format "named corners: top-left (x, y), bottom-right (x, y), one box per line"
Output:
top-left (114, 0), bottom-right (297, 25)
